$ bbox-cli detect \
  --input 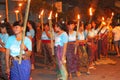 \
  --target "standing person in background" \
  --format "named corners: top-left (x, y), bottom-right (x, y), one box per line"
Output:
top-left (41, 23), bottom-right (55, 66)
top-left (54, 22), bottom-right (68, 80)
top-left (0, 22), bottom-right (13, 80)
top-left (100, 25), bottom-right (109, 58)
top-left (112, 24), bottom-right (120, 57)
top-left (86, 23), bottom-right (97, 69)
top-left (5, 21), bottom-right (32, 80)
top-left (77, 23), bottom-right (89, 74)
top-left (66, 21), bottom-right (81, 80)
top-left (26, 20), bottom-right (36, 70)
